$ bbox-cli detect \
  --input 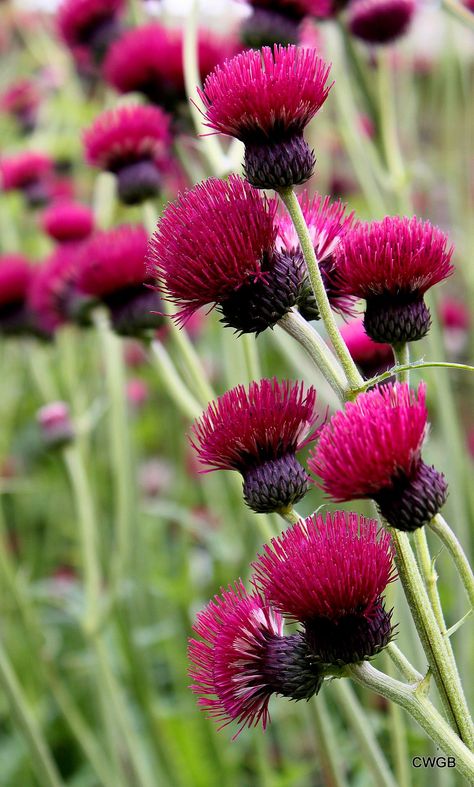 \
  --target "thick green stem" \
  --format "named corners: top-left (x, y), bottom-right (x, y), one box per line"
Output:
top-left (429, 514), bottom-right (474, 610)
top-left (277, 188), bottom-right (363, 392)
top-left (347, 663), bottom-right (474, 782)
